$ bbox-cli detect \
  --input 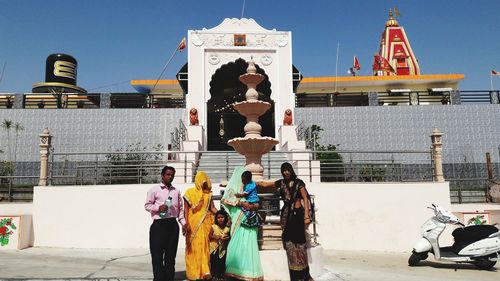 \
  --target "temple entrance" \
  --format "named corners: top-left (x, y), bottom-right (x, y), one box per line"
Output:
top-left (207, 58), bottom-right (274, 151)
